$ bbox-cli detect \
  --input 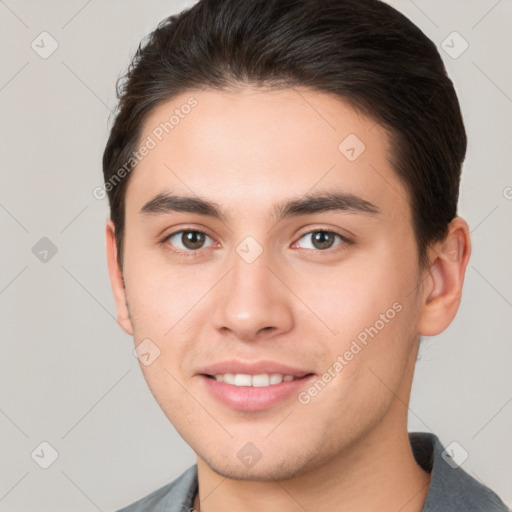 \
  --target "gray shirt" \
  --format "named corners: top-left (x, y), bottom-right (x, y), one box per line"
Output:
top-left (116, 432), bottom-right (509, 511)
